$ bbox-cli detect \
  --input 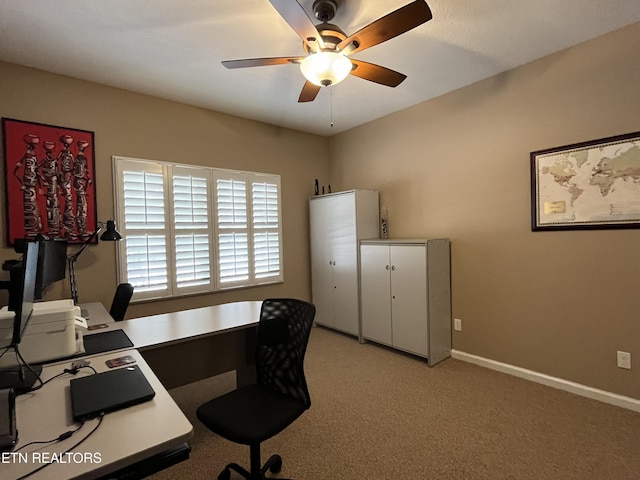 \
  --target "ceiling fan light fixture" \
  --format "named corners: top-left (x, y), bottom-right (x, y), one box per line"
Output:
top-left (300, 51), bottom-right (352, 87)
